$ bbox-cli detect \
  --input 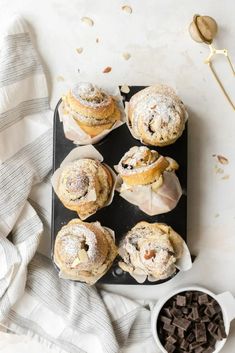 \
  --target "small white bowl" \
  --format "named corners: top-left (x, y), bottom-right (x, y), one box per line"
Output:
top-left (151, 285), bottom-right (235, 353)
